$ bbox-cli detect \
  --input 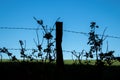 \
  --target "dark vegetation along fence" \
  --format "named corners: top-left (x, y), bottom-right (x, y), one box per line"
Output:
top-left (0, 18), bottom-right (120, 65)
top-left (0, 17), bottom-right (120, 80)
top-left (0, 18), bottom-right (119, 63)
